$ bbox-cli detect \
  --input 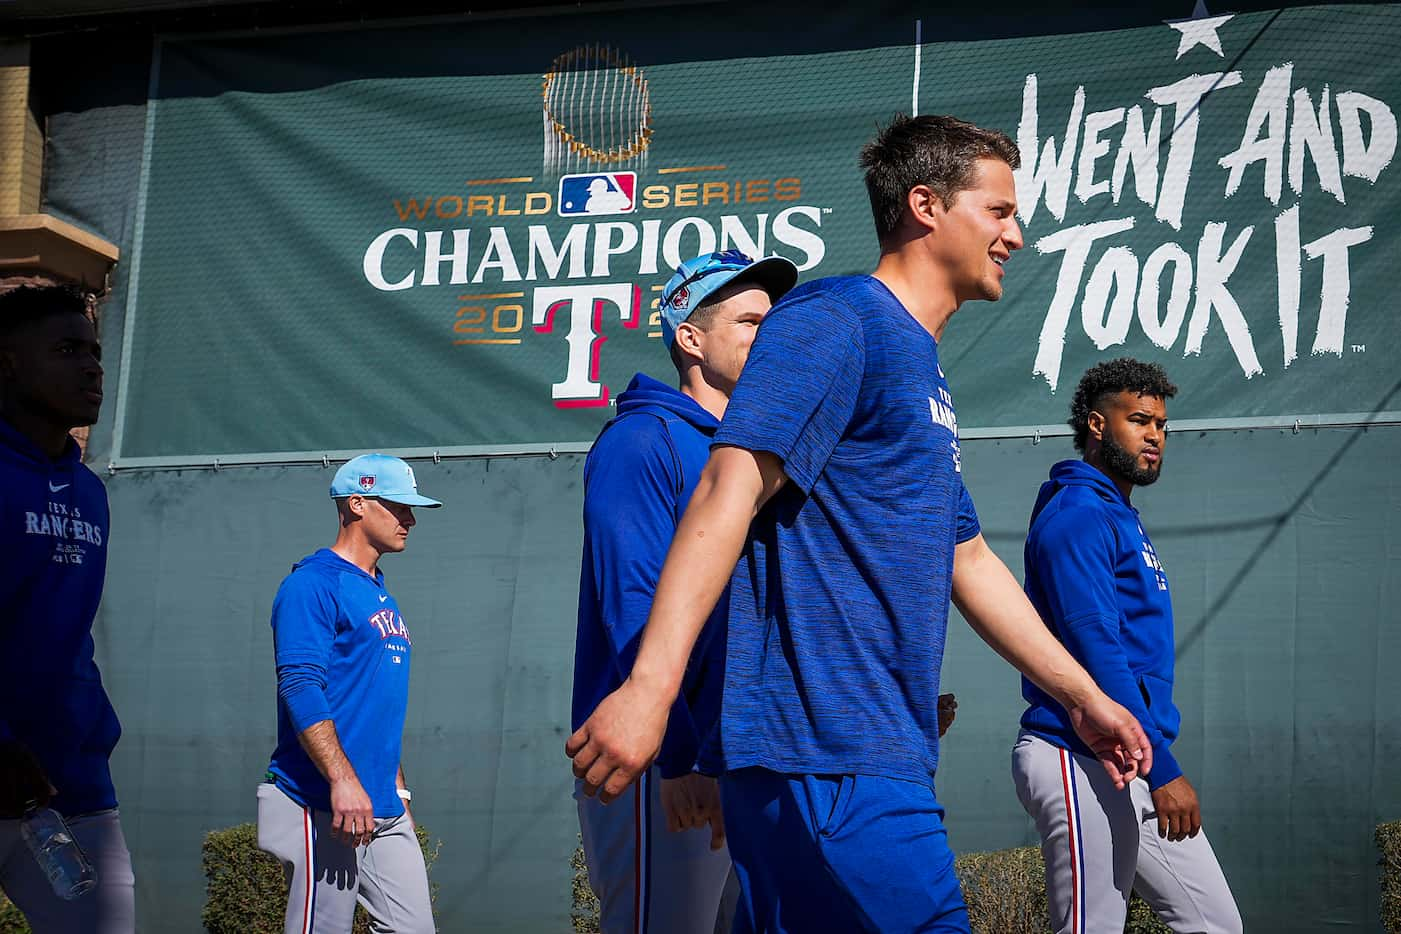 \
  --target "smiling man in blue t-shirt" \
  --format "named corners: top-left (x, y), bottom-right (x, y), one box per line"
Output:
top-left (568, 115), bottom-right (1156, 933)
